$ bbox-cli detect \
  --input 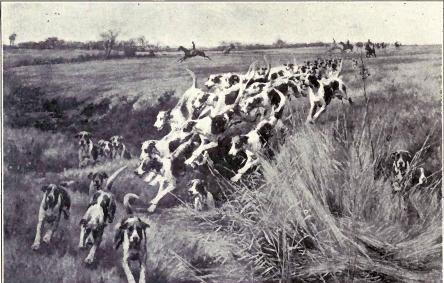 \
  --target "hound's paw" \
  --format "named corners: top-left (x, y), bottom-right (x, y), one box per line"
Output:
top-left (31, 242), bottom-right (41, 250)
top-left (147, 204), bottom-right (157, 213)
top-left (84, 256), bottom-right (95, 264)
top-left (43, 234), bottom-right (52, 244)
top-left (231, 175), bottom-right (241, 182)
top-left (184, 159), bottom-right (193, 166)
